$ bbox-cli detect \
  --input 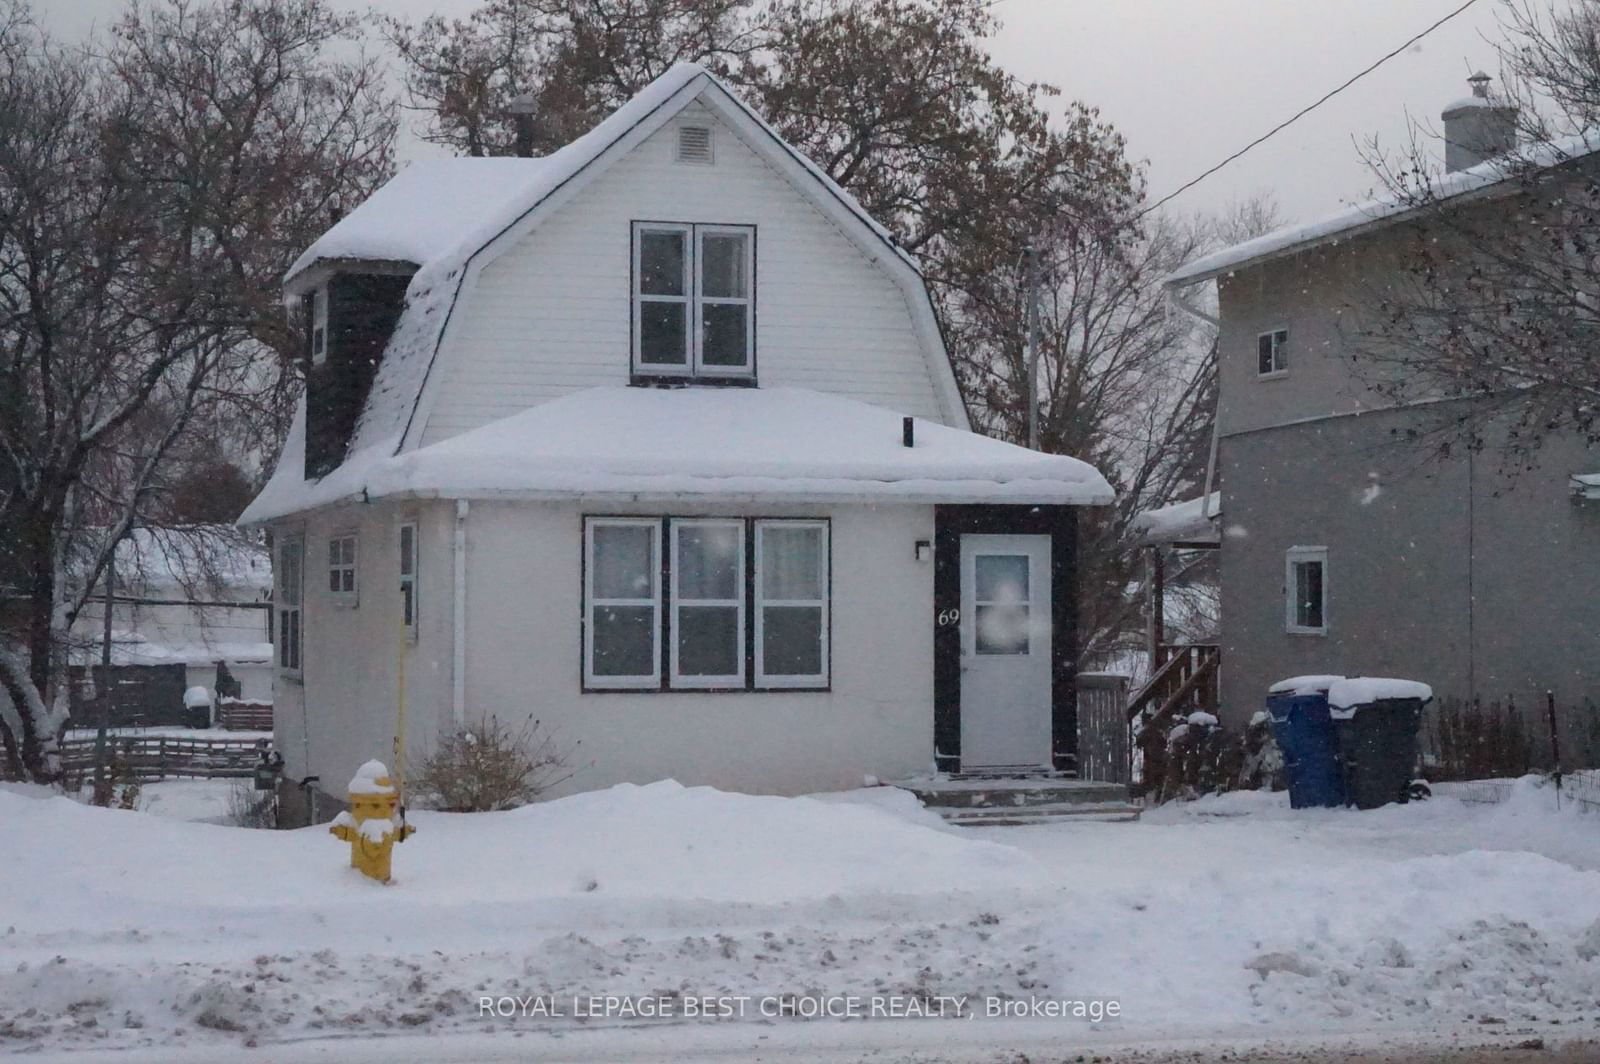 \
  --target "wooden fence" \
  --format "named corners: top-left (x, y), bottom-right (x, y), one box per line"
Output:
top-left (58, 736), bottom-right (264, 783)
top-left (1077, 672), bottom-right (1131, 784)
top-left (217, 699), bottom-right (273, 732)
